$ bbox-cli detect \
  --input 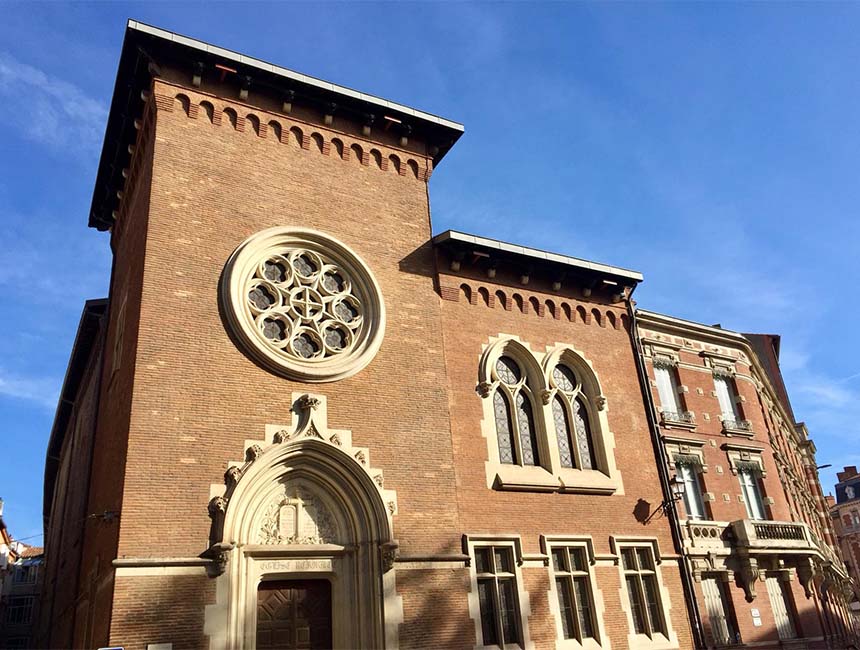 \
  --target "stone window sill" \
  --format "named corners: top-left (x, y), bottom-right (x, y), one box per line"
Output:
top-left (491, 465), bottom-right (618, 495)
top-left (627, 633), bottom-right (679, 650)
